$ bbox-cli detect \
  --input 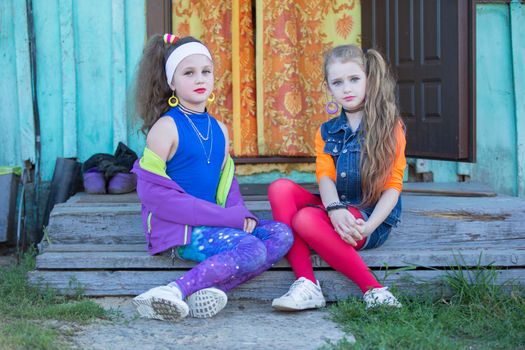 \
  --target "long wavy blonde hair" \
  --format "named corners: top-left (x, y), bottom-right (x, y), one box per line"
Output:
top-left (323, 45), bottom-right (402, 208)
